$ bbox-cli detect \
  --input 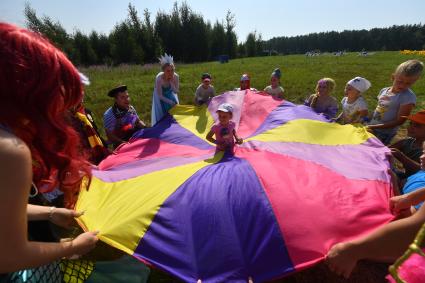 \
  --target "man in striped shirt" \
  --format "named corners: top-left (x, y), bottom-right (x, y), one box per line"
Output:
top-left (103, 85), bottom-right (146, 148)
